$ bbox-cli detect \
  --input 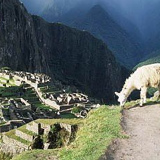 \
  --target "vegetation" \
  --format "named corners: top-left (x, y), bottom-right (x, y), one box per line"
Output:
top-left (0, 67), bottom-right (11, 71)
top-left (5, 130), bottom-right (30, 145)
top-left (13, 106), bottom-right (124, 160)
top-left (18, 125), bottom-right (36, 136)
top-left (71, 106), bottom-right (83, 114)
top-left (60, 113), bottom-right (77, 119)
top-left (0, 151), bottom-right (12, 160)
top-left (124, 97), bottom-right (160, 110)
top-left (134, 50), bottom-right (160, 70)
